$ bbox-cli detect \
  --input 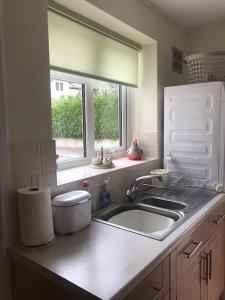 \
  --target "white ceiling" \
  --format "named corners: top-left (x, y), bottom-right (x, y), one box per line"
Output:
top-left (144, 0), bottom-right (225, 28)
